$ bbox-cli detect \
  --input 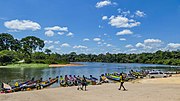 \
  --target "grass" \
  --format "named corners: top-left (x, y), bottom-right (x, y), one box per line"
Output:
top-left (0, 63), bottom-right (49, 68)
